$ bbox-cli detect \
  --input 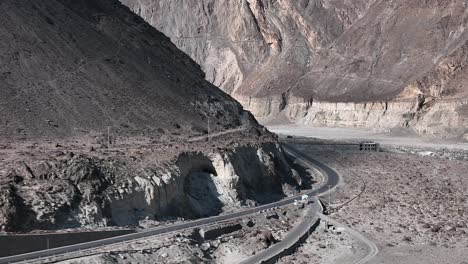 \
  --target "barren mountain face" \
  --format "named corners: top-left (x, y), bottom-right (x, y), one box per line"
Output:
top-left (0, 0), bottom-right (300, 231)
top-left (121, 0), bottom-right (468, 140)
top-left (120, 0), bottom-right (374, 96)
top-left (0, 0), bottom-right (255, 141)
